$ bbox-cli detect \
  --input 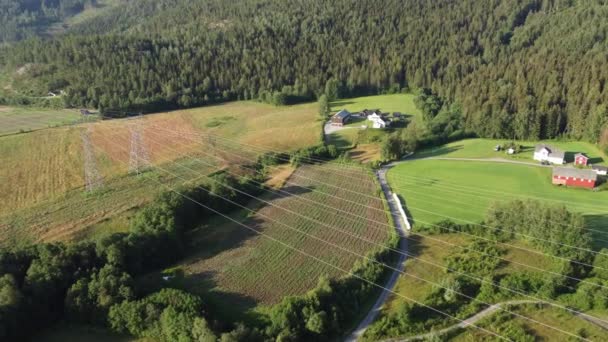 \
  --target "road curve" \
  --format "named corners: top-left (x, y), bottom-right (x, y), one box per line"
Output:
top-left (384, 300), bottom-right (608, 341)
top-left (345, 165), bottom-right (410, 342)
